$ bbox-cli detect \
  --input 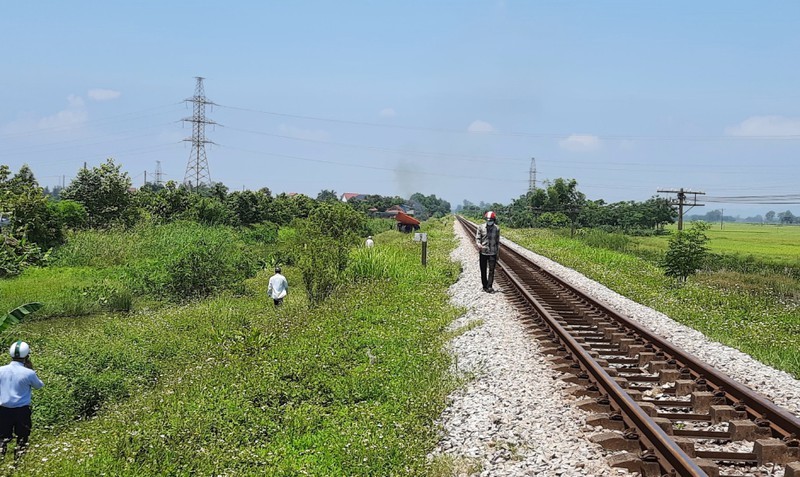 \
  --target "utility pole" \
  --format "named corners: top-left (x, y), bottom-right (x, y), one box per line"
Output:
top-left (144, 170), bottom-right (147, 186)
top-left (182, 77), bottom-right (216, 190)
top-left (528, 157), bottom-right (537, 192)
top-left (657, 188), bottom-right (705, 231)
